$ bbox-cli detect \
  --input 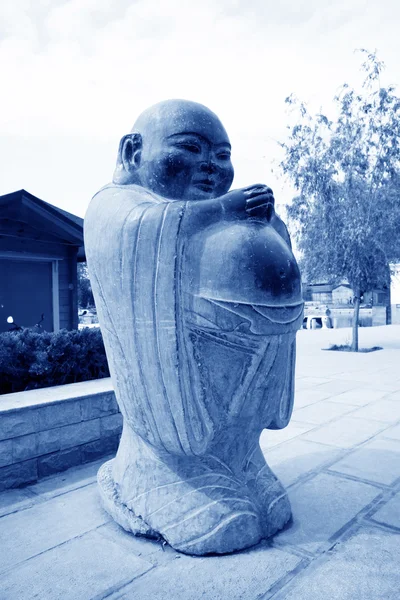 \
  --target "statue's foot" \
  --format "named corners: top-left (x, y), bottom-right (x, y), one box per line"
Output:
top-left (244, 454), bottom-right (292, 538)
top-left (255, 475), bottom-right (292, 537)
top-left (98, 457), bottom-right (263, 555)
top-left (148, 479), bottom-right (263, 555)
top-left (97, 460), bottom-right (158, 538)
